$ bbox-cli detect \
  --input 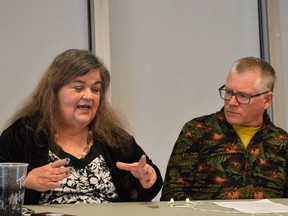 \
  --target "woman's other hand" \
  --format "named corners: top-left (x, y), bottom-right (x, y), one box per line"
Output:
top-left (25, 158), bottom-right (72, 192)
top-left (116, 155), bottom-right (157, 189)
